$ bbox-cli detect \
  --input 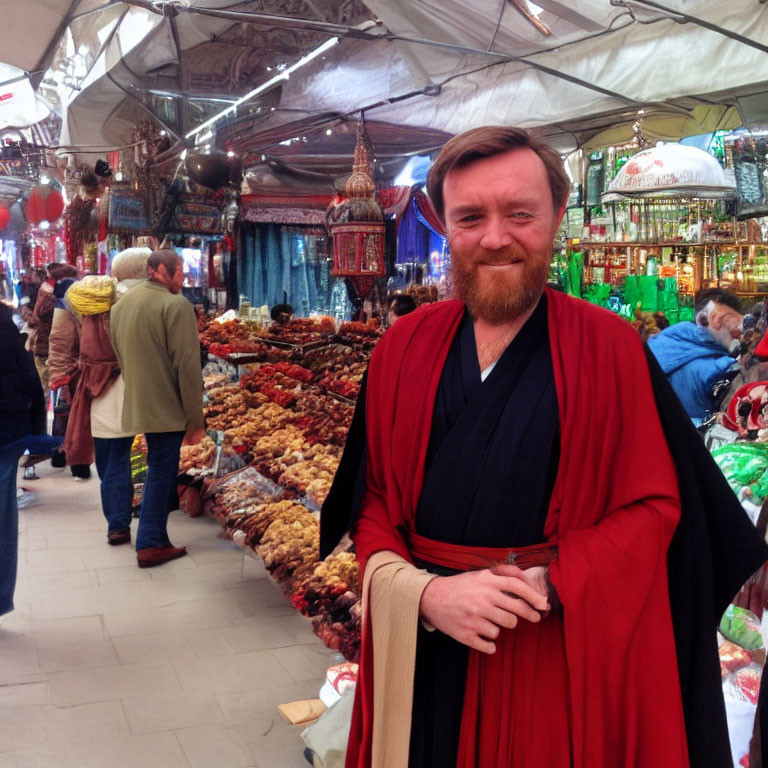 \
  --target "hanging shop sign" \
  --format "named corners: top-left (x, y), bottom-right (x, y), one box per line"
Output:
top-left (241, 194), bottom-right (332, 226)
top-left (170, 194), bottom-right (222, 234)
top-left (730, 137), bottom-right (768, 221)
top-left (107, 190), bottom-right (149, 233)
